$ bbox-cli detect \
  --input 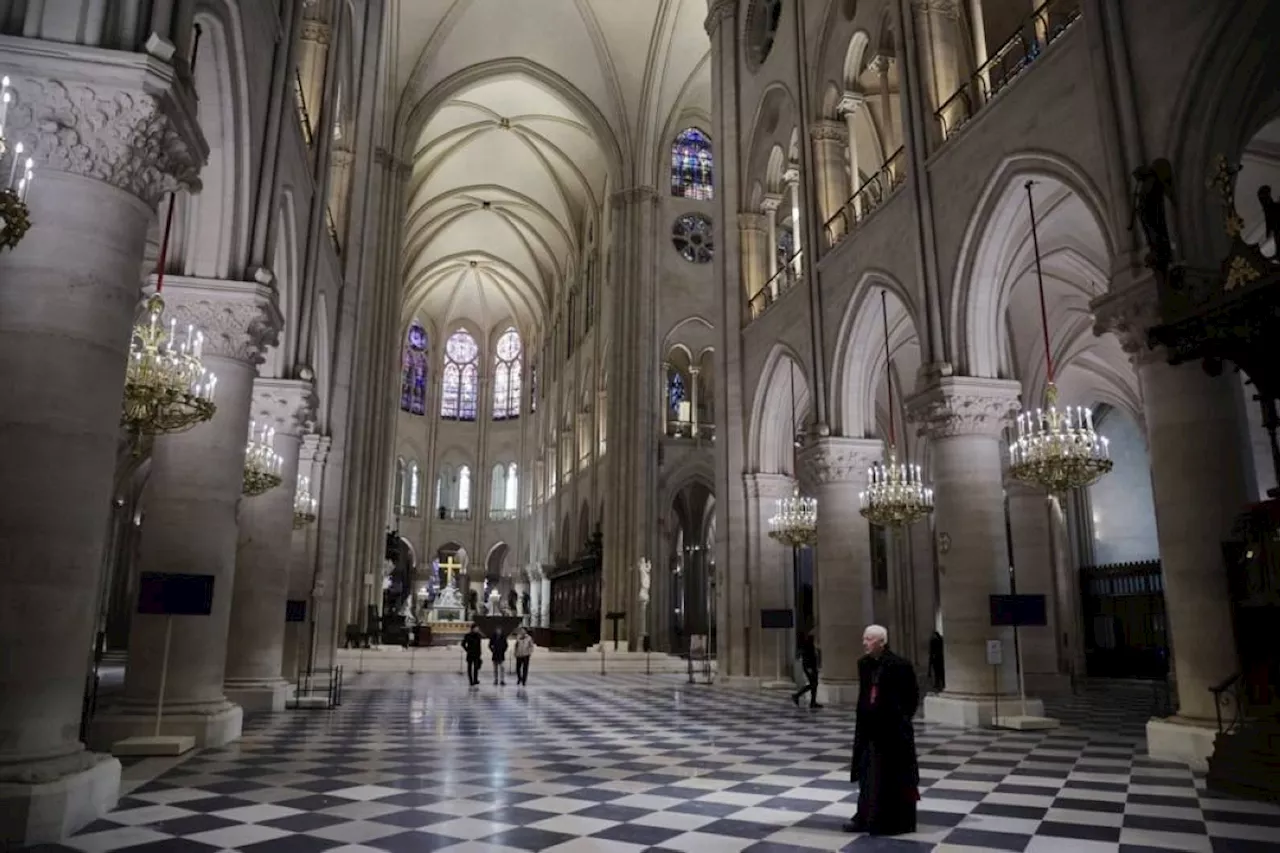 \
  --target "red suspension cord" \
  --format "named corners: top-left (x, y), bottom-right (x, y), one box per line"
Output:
top-left (1024, 180), bottom-right (1054, 387)
top-left (881, 289), bottom-right (895, 448)
top-left (155, 192), bottom-right (177, 294)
